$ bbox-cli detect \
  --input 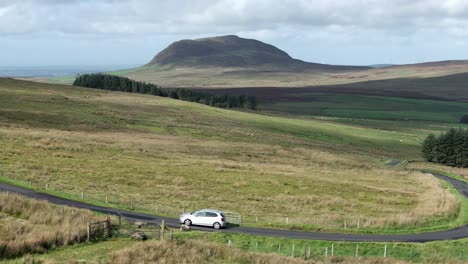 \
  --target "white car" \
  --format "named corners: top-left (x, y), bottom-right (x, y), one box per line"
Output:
top-left (179, 209), bottom-right (227, 229)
